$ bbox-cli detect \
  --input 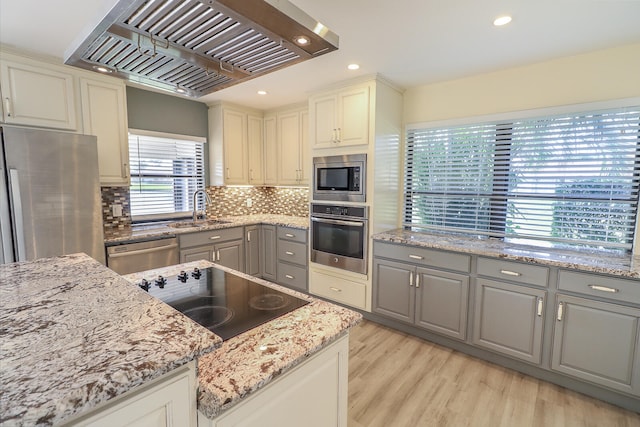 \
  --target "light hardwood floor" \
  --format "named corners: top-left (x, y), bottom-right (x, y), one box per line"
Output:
top-left (347, 320), bottom-right (640, 427)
